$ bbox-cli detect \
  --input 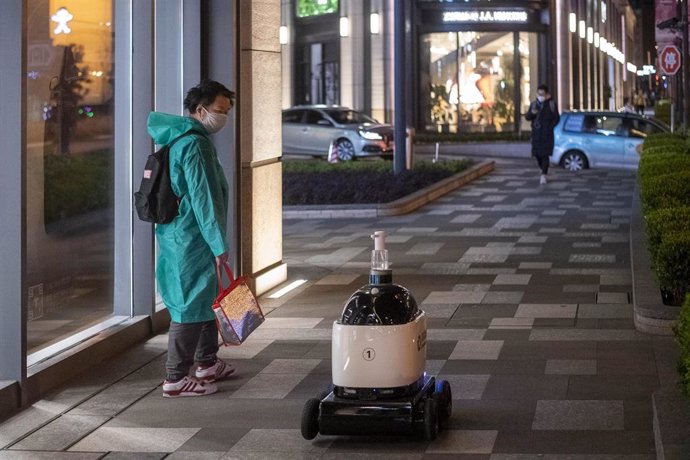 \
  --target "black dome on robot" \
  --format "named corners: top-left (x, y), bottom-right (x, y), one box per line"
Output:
top-left (340, 283), bottom-right (420, 325)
